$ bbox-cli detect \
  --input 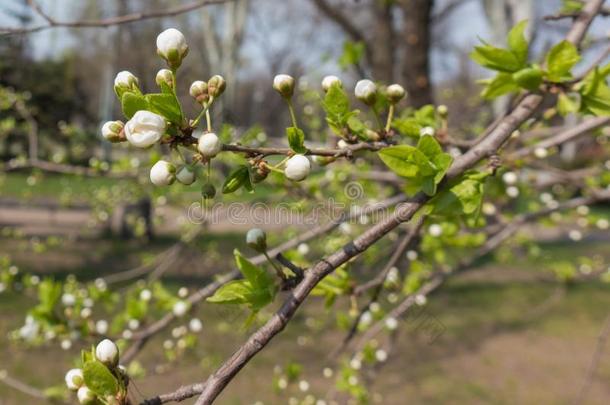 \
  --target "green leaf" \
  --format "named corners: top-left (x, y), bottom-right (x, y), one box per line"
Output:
top-left (286, 126), bottom-right (306, 153)
top-left (471, 44), bottom-right (522, 73)
top-left (378, 145), bottom-right (431, 178)
top-left (83, 360), bottom-right (119, 397)
top-left (430, 171), bottom-right (489, 219)
top-left (121, 92), bottom-right (149, 119)
top-left (338, 41), bottom-right (365, 70)
top-left (322, 84), bottom-right (355, 135)
top-left (234, 249), bottom-right (274, 290)
top-left (480, 73), bottom-right (520, 99)
top-left (546, 40), bottom-right (580, 82)
top-left (557, 92), bottom-right (581, 116)
top-left (222, 165), bottom-right (253, 194)
top-left (346, 116), bottom-right (368, 139)
top-left (579, 66), bottom-right (610, 116)
top-left (206, 280), bottom-right (254, 305)
top-left (146, 93), bottom-right (183, 124)
top-left (513, 67), bottom-right (543, 90)
top-left (508, 20), bottom-right (529, 67)
top-left (392, 117), bottom-right (422, 138)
